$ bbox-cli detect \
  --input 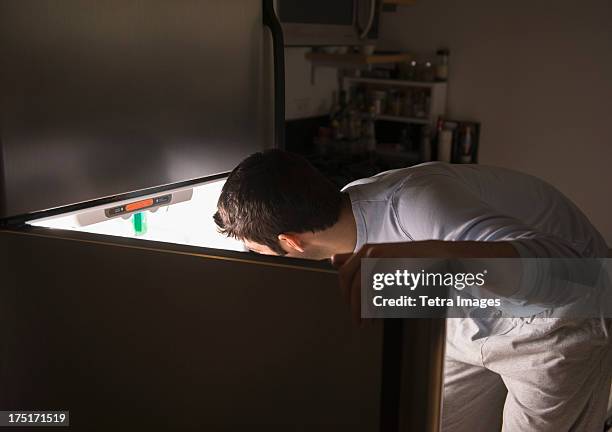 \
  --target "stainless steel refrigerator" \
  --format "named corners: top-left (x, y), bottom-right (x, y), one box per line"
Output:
top-left (0, 1), bottom-right (444, 430)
